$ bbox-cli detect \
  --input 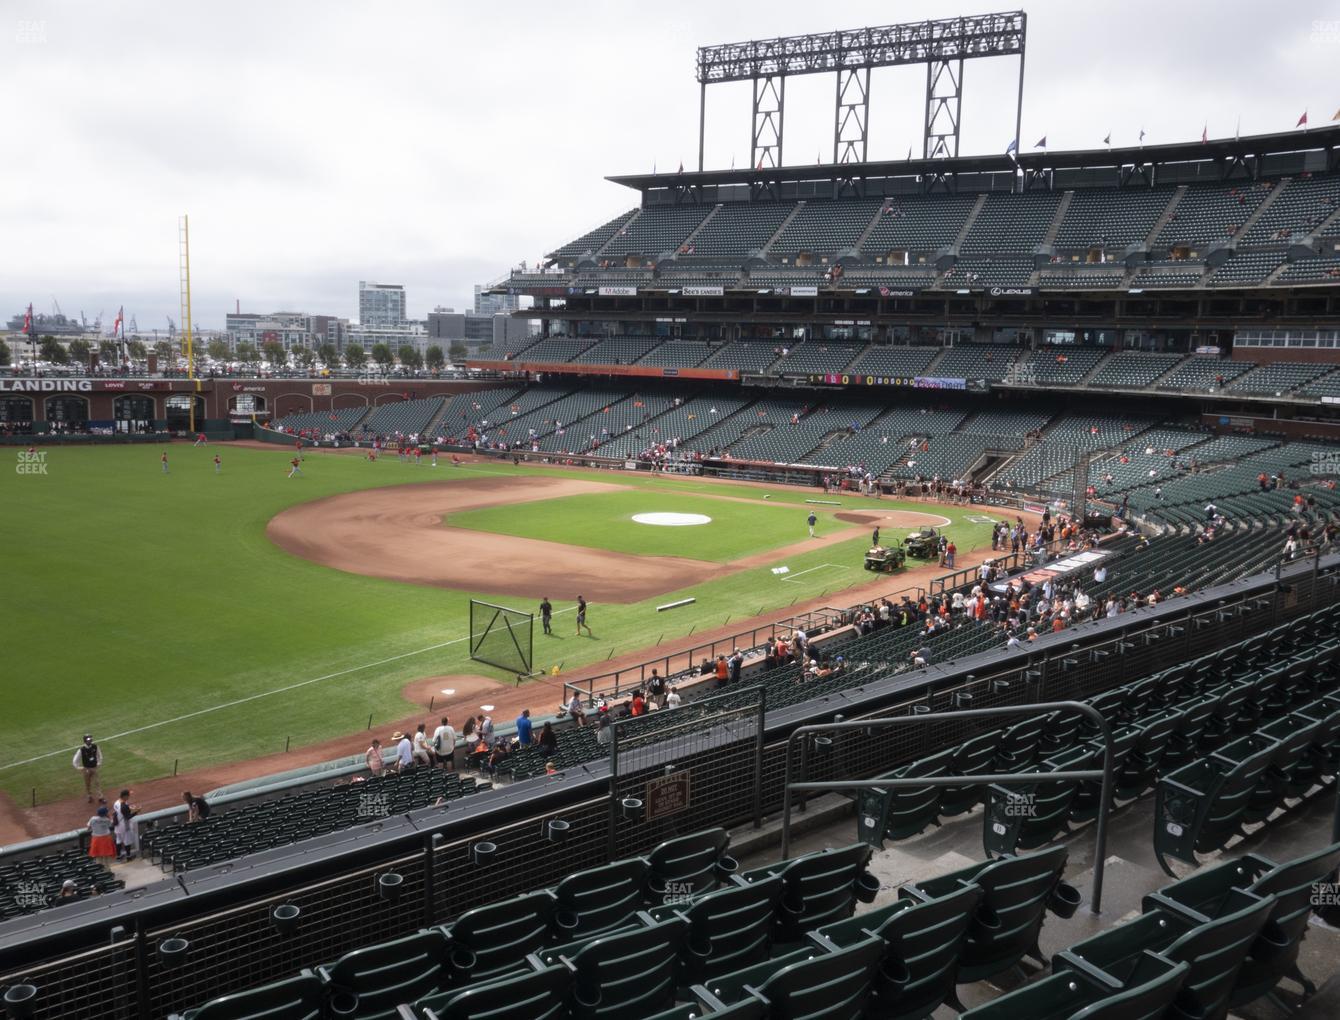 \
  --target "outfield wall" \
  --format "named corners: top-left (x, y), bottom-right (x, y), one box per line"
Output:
top-left (0, 550), bottom-right (1333, 1019)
